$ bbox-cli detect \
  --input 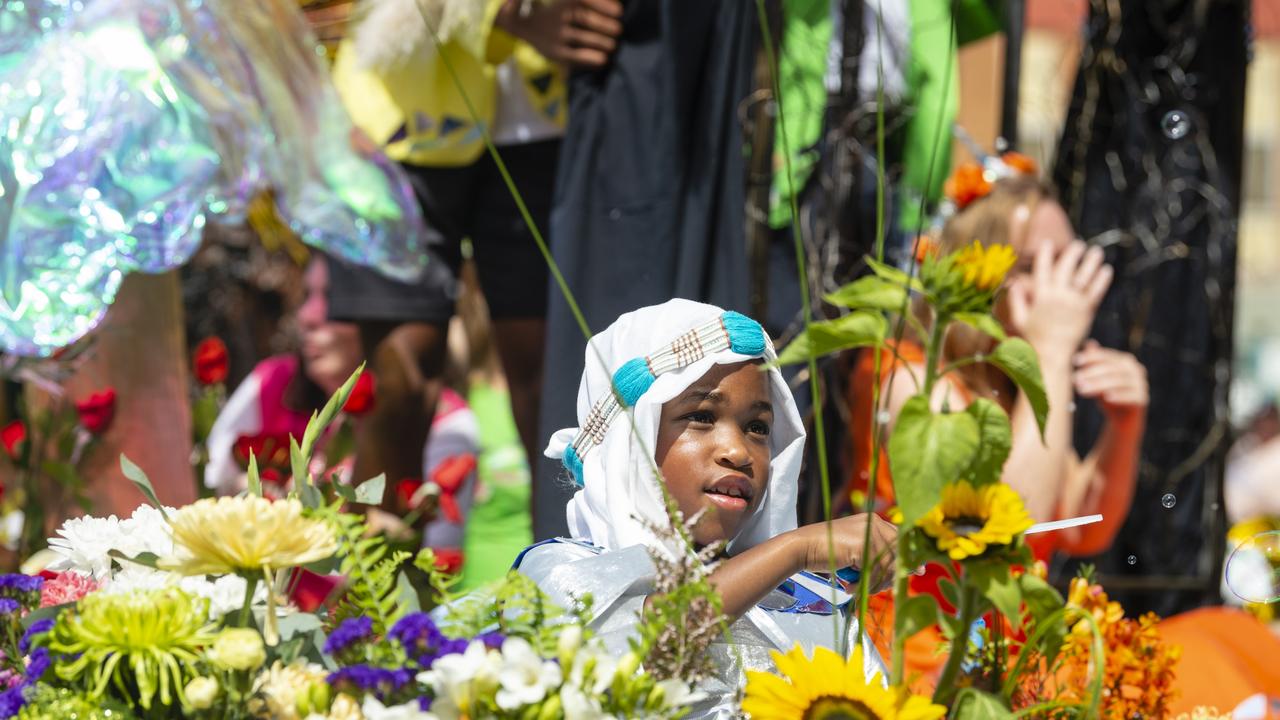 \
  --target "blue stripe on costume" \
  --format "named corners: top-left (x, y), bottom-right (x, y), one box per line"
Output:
top-left (563, 444), bottom-right (585, 487)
